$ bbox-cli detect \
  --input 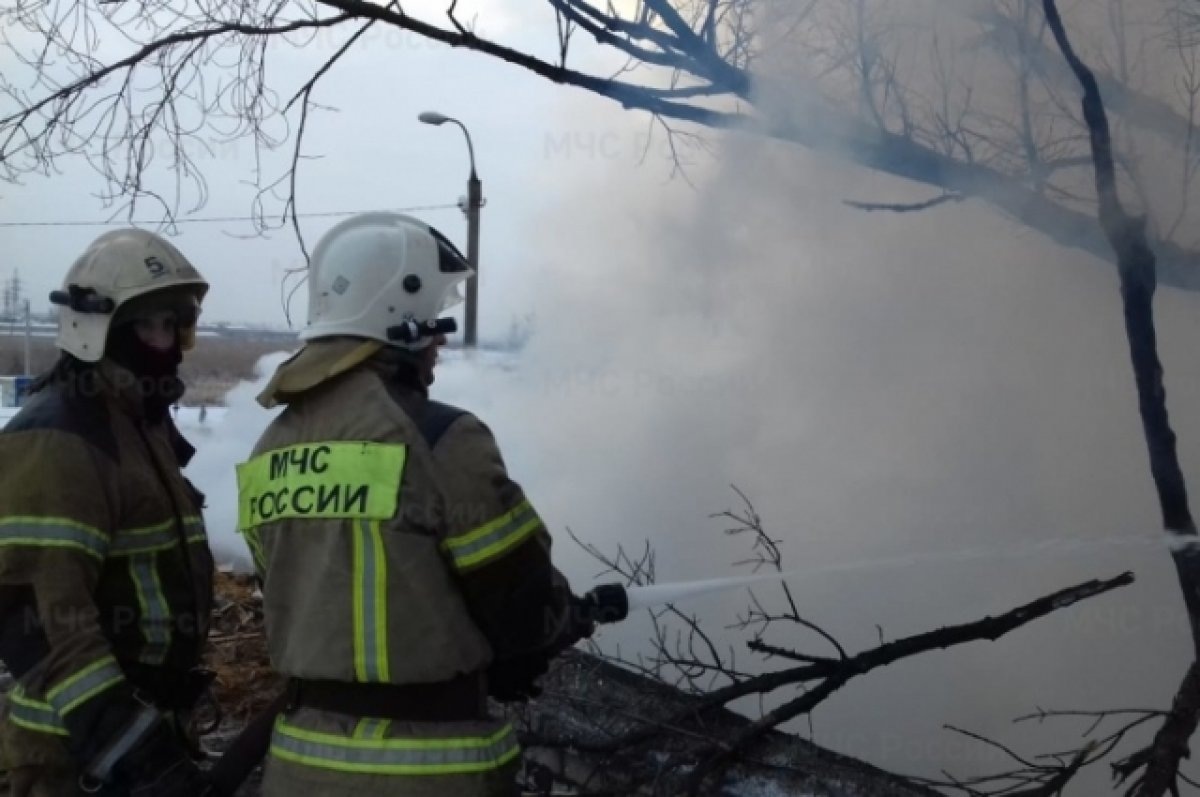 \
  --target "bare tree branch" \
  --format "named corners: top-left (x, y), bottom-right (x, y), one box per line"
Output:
top-left (679, 571), bottom-right (1134, 793)
top-left (1040, 2), bottom-right (1200, 794)
top-left (843, 193), bottom-right (965, 213)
